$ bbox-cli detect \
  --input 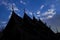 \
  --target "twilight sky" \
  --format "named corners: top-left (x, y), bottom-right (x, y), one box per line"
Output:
top-left (0, 0), bottom-right (60, 33)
